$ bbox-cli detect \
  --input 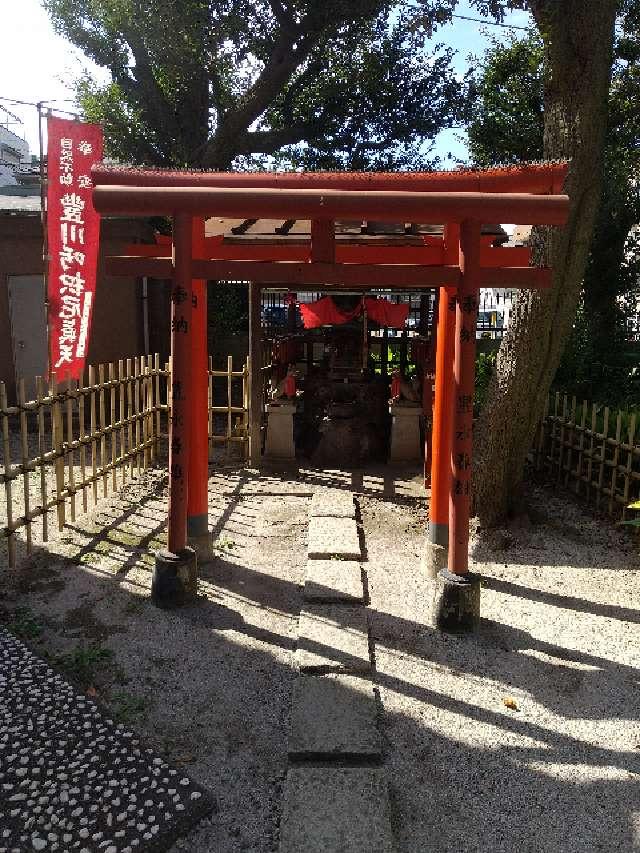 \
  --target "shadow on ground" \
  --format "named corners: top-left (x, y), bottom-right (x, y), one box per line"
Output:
top-left (1, 465), bottom-right (638, 852)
